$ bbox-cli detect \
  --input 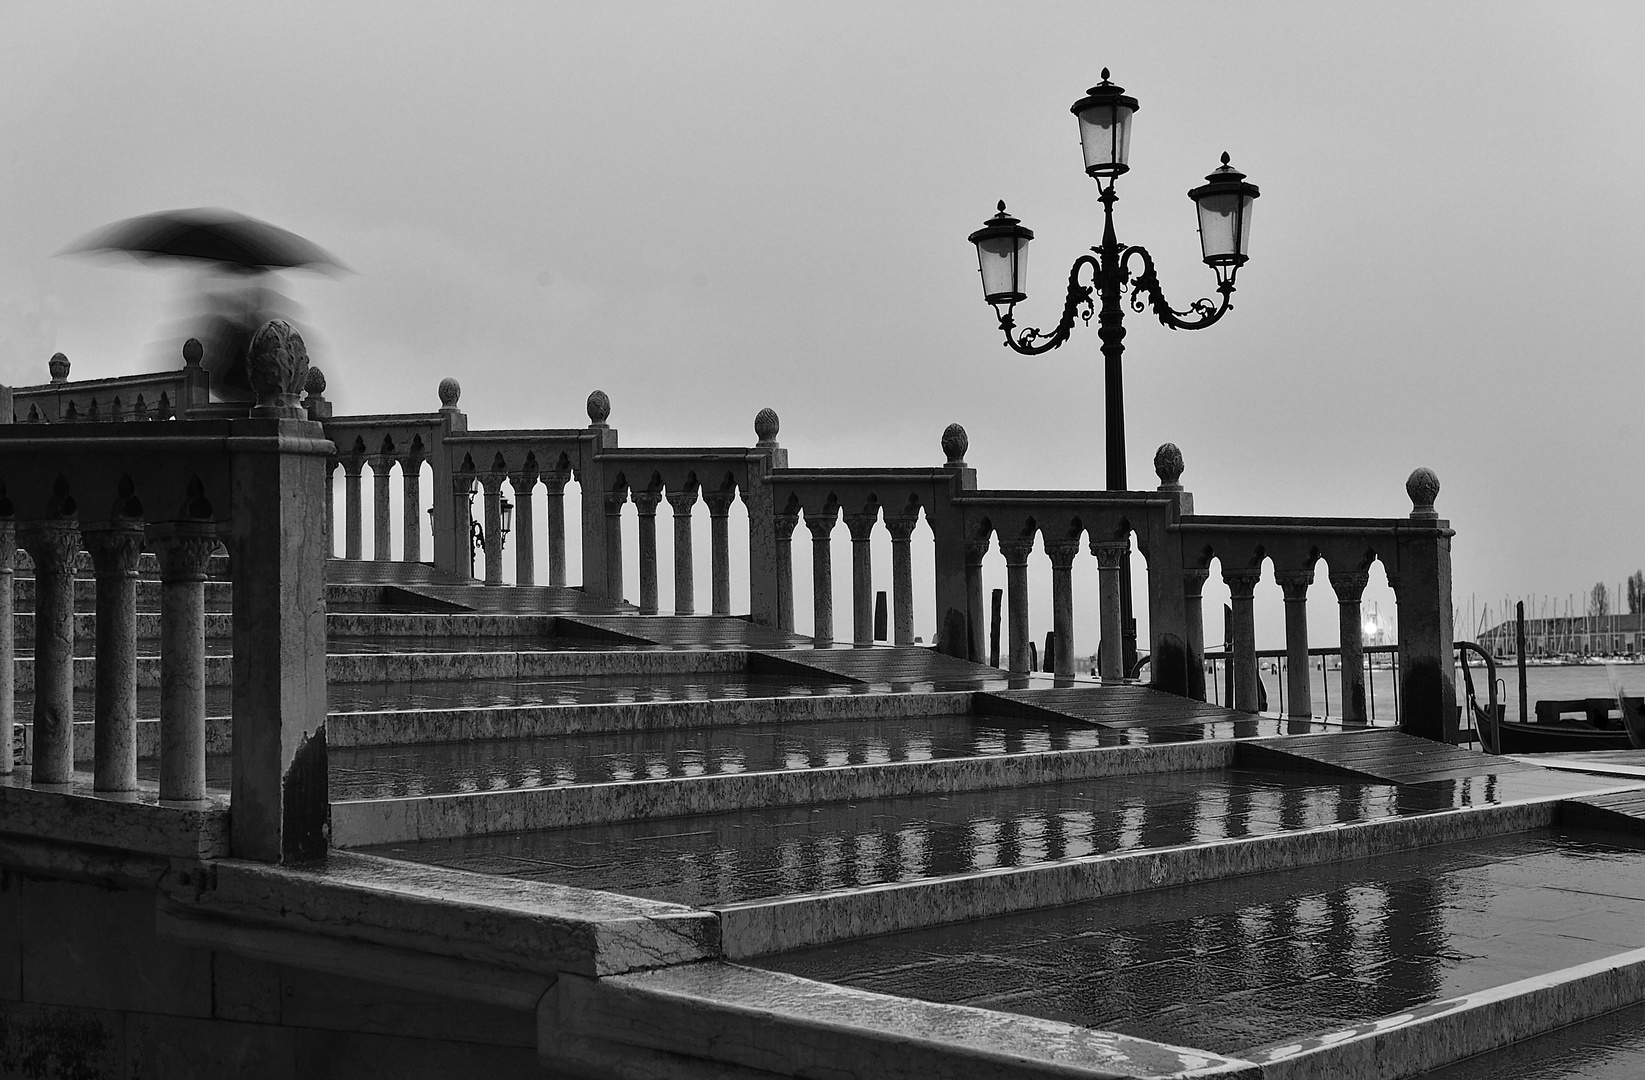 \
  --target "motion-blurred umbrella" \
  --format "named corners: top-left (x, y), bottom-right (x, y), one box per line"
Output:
top-left (63, 207), bottom-right (345, 273)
